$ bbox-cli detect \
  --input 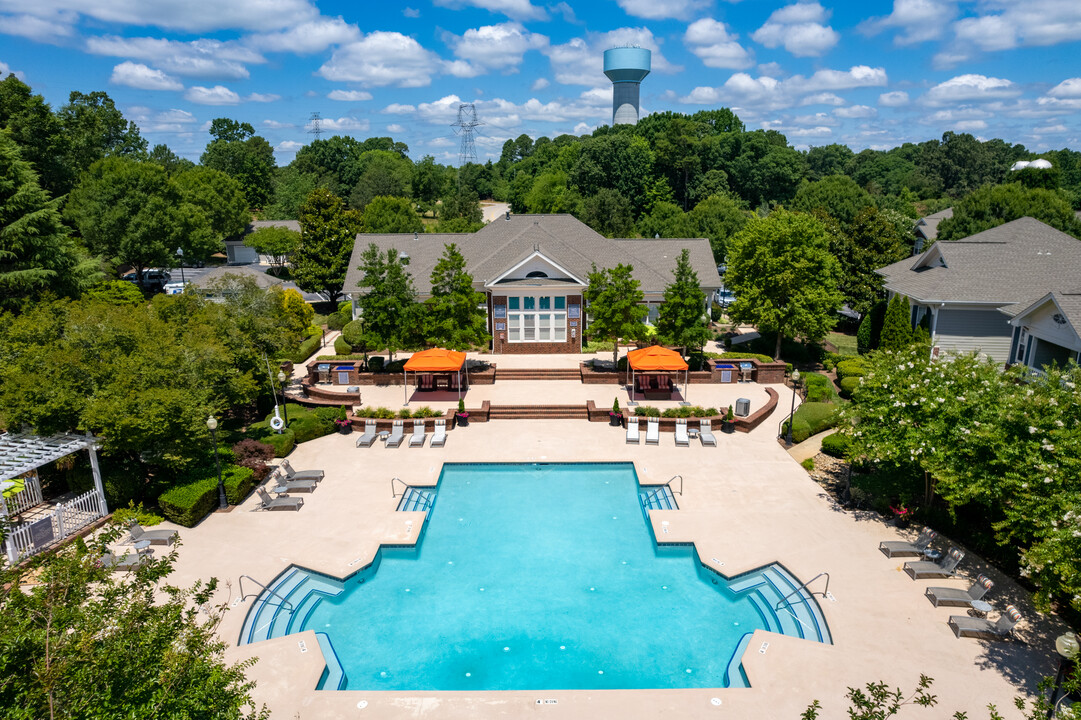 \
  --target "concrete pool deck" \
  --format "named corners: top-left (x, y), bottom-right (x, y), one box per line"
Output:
top-left (160, 418), bottom-right (1064, 719)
